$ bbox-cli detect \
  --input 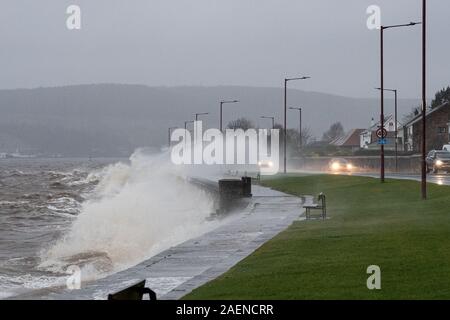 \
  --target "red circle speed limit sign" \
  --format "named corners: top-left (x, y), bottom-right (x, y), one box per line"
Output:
top-left (376, 128), bottom-right (388, 139)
